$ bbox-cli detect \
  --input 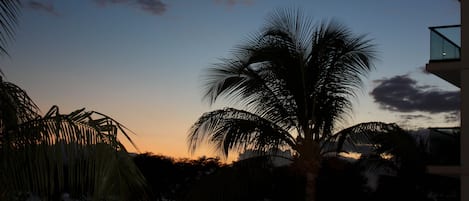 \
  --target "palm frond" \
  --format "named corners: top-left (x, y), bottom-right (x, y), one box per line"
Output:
top-left (0, 77), bottom-right (40, 149)
top-left (0, 77), bottom-right (40, 120)
top-left (188, 108), bottom-right (296, 158)
top-left (0, 0), bottom-right (21, 57)
top-left (91, 110), bottom-right (140, 152)
top-left (326, 122), bottom-right (425, 175)
top-left (308, 20), bottom-right (376, 134)
top-left (263, 7), bottom-right (314, 55)
top-left (203, 57), bottom-right (297, 129)
top-left (325, 122), bottom-right (400, 154)
top-left (0, 106), bottom-right (148, 200)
